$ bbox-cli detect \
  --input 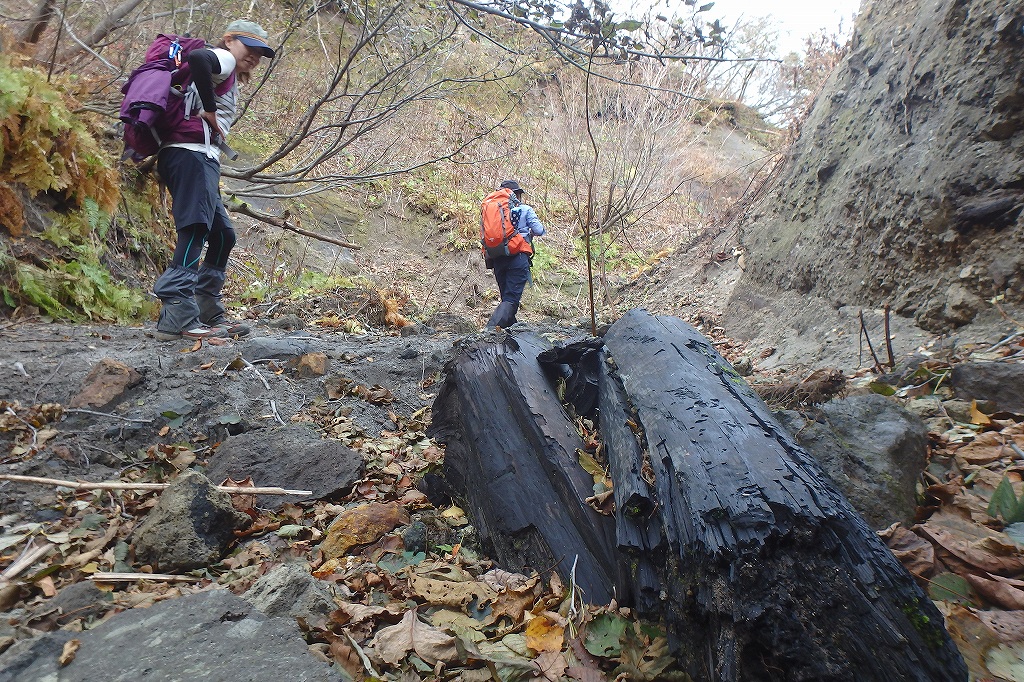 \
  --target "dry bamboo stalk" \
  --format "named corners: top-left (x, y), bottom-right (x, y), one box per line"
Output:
top-left (90, 572), bottom-right (202, 582)
top-left (0, 474), bottom-right (311, 496)
top-left (0, 541), bottom-right (54, 583)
